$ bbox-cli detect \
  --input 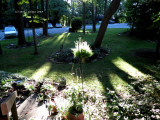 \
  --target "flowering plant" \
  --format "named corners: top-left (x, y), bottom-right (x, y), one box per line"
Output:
top-left (72, 40), bottom-right (93, 58)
